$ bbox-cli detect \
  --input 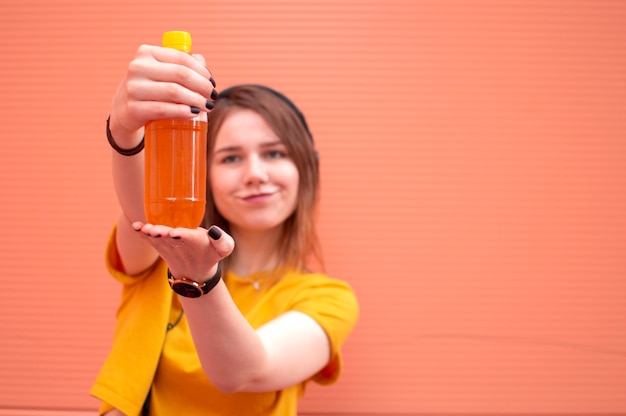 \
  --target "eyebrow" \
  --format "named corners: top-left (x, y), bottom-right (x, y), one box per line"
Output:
top-left (213, 140), bottom-right (285, 154)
